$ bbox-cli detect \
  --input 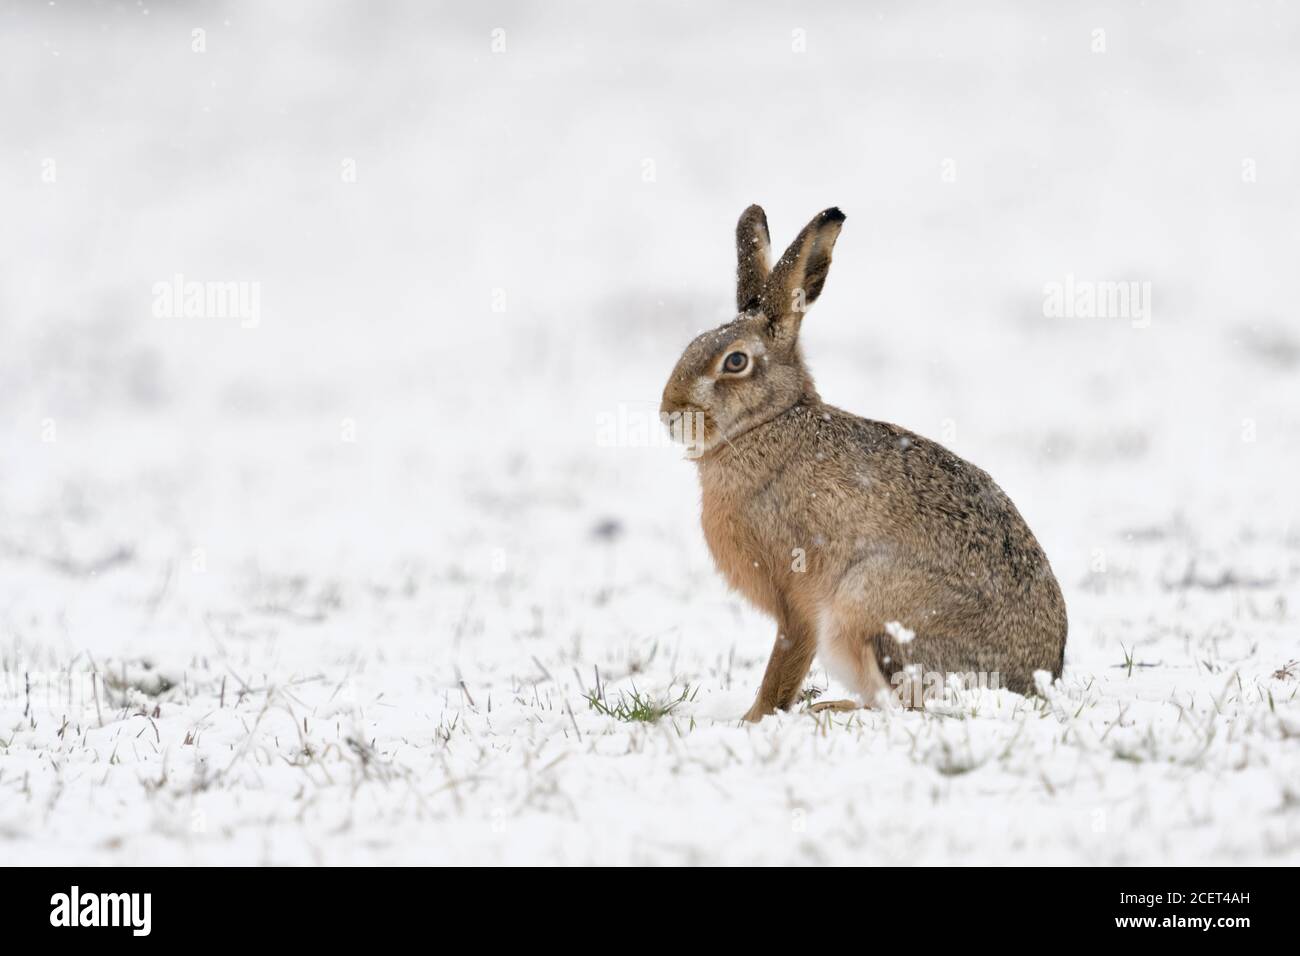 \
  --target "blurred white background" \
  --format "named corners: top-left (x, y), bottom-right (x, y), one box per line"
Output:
top-left (4, 1), bottom-right (1296, 531)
